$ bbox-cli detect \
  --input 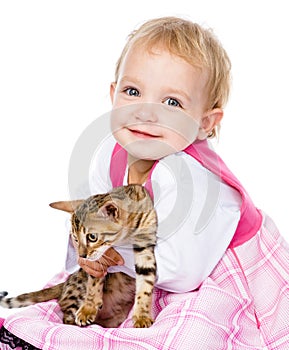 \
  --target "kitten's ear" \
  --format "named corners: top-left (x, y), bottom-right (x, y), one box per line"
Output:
top-left (49, 200), bottom-right (84, 213)
top-left (100, 203), bottom-right (119, 220)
